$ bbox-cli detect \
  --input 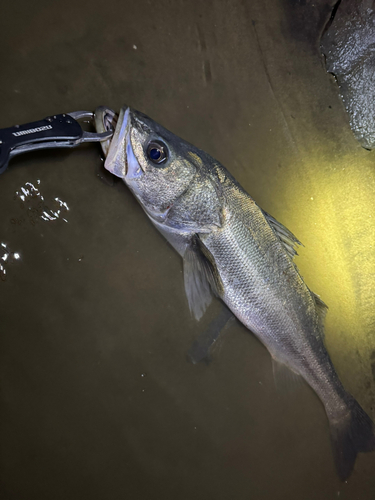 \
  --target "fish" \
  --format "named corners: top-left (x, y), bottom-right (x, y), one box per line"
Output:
top-left (95, 105), bottom-right (375, 479)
